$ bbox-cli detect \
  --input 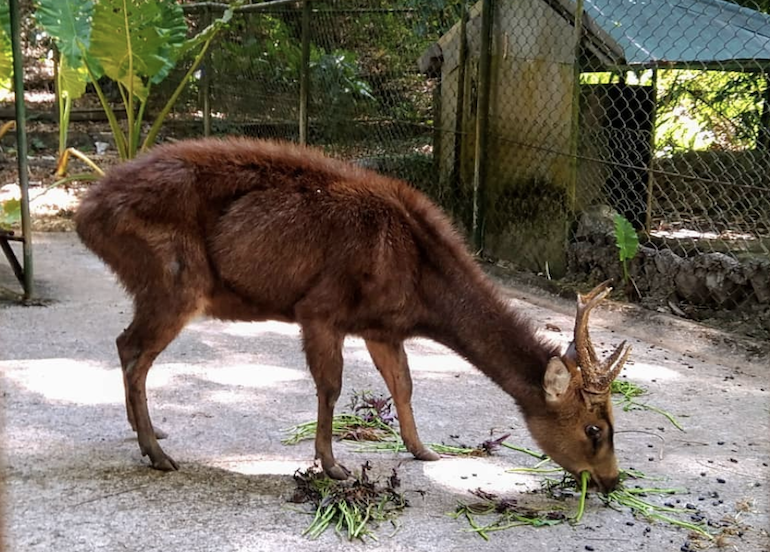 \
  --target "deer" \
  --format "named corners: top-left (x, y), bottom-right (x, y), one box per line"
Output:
top-left (74, 137), bottom-right (631, 493)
